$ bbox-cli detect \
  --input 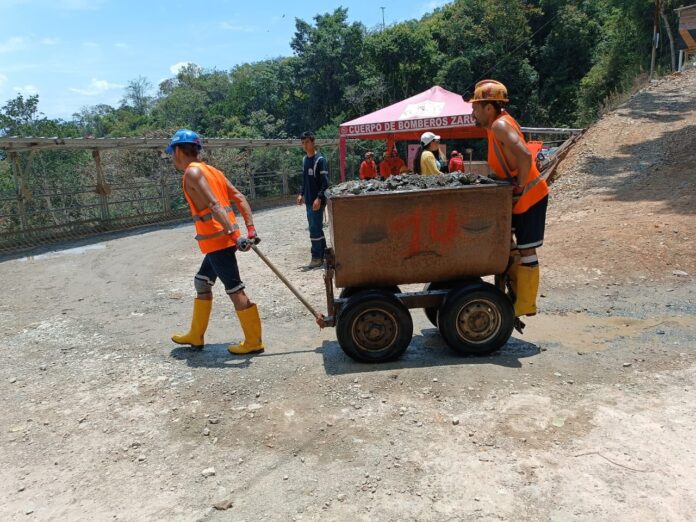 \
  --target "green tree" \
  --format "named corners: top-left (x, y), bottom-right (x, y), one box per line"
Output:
top-left (0, 94), bottom-right (43, 136)
top-left (121, 76), bottom-right (154, 116)
top-left (72, 104), bottom-right (116, 137)
top-left (364, 20), bottom-right (443, 102)
top-left (289, 8), bottom-right (366, 133)
top-left (575, 0), bottom-right (654, 125)
top-left (535, 2), bottom-right (602, 125)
